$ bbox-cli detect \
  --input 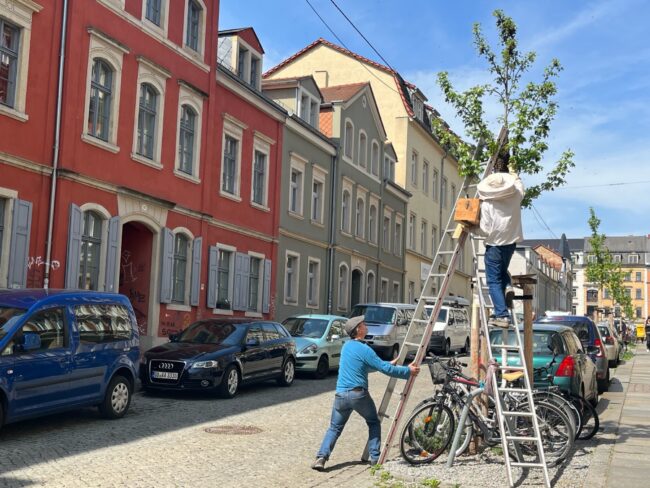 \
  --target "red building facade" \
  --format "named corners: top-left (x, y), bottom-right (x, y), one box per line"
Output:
top-left (0, 1), bottom-right (284, 349)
